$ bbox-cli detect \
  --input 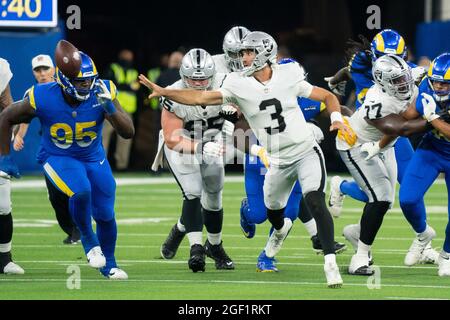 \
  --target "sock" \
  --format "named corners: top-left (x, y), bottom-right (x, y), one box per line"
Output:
top-left (304, 191), bottom-right (335, 255)
top-left (359, 201), bottom-right (390, 246)
top-left (69, 192), bottom-right (99, 254)
top-left (324, 253), bottom-right (336, 265)
top-left (267, 208), bottom-right (285, 230)
top-left (0, 213), bottom-right (13, 253)
top-left (187, 231), bottom-right (203, 247)
top-left (340, 180), bottom-right (369, 202)
top-left (303, 219), bottom-right (318, 238)
top-left (445, 223), bottom-right (450, 253)
top-left (181, 198), bottom-right (203, 233)
top-left (356, 240), bottom-right (371, 256)
top-left (177, 219), bottom-right (186, 233)
top-left (96, 218), bottom-right (117, 271)
top-left (203, 208), bottom-right (223, 234)
top-left (207, 232), bottom-right (222, 245)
